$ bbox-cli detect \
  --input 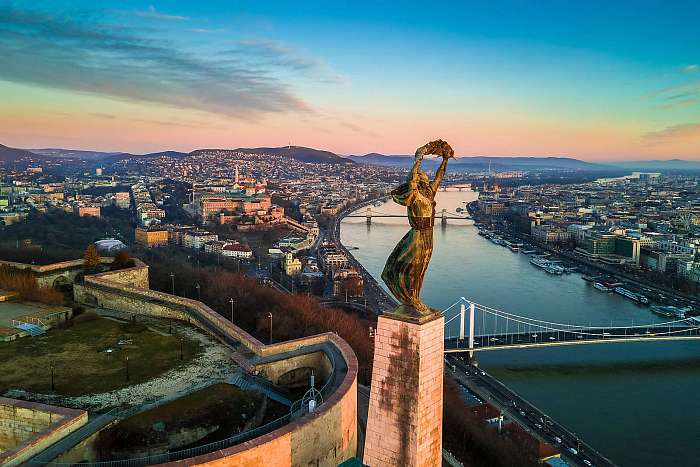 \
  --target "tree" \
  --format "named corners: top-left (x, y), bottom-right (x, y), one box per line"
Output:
top-left (83, 244), bottom-right (101, 268)
top-left (111, 250), bottom-right (135, 270)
